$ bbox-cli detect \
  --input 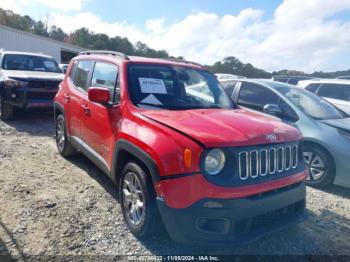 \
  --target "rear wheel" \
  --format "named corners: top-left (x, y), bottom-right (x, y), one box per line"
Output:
top-left (119, 162), bottom-right (163, 238)
top-left (0, 95), bottom-right (14, 121)
top-left (303, 145), bottom-right (335, 188)
top-left (56, 114), bottom-right (76, 157)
